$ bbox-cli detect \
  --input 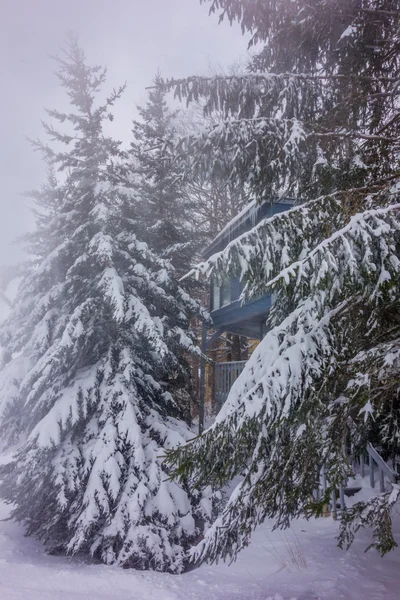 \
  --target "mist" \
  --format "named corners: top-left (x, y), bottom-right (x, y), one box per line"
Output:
top-left (0, 0), bottom-right (248, 274)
